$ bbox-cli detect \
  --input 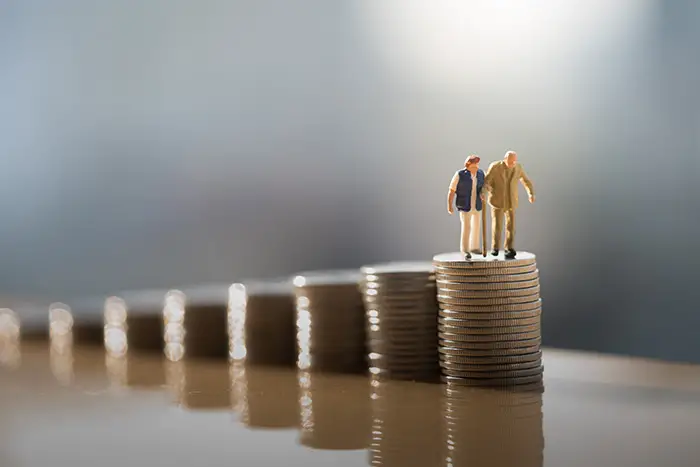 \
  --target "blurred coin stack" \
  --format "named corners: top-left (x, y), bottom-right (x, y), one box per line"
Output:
top-left (228, 280), bottom-right (296, 366)
top-left (163, 284), bottom-right (230, 362)
top-left (104, 290), bottom-right (167, 357)
top-left (433, 252), bottom-right (543, 387)
top-left (293, 270), bottom-right (366, 373)
top-left (0, 308), bottom-right (20, 369)
top-left (359, 262), bottom-right (439, 381)
top-left (444, 385), bottom-right (544, 467)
